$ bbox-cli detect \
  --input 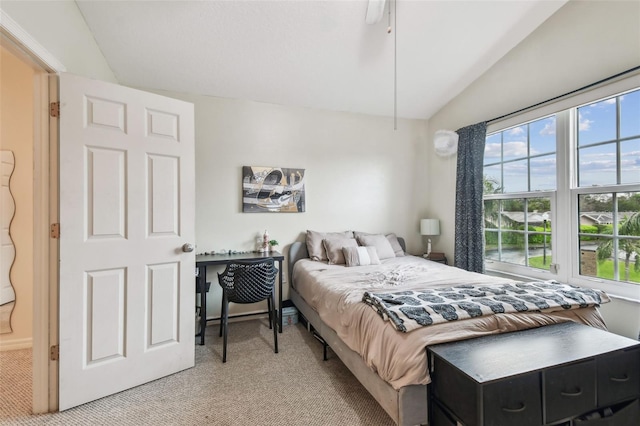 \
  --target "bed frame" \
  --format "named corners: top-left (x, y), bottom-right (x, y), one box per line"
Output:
top-left (288, 239), bottom-right (430, 426)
